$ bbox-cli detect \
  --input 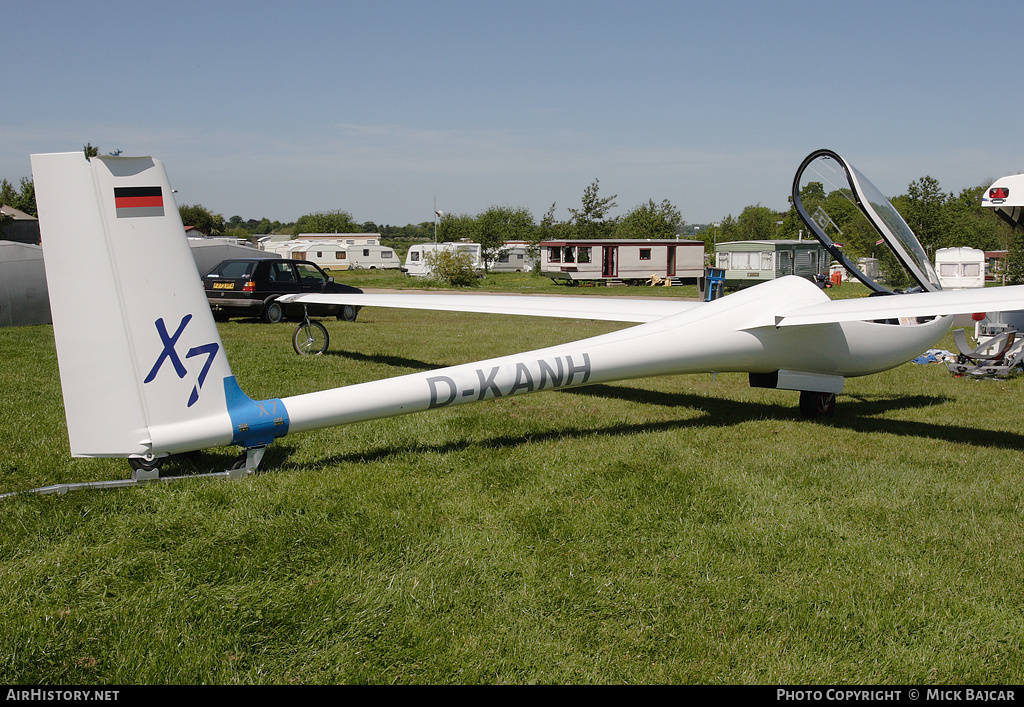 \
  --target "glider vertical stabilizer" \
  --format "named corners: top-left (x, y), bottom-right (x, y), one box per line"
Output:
top-left (31, 152), bottom-right (279, 463)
